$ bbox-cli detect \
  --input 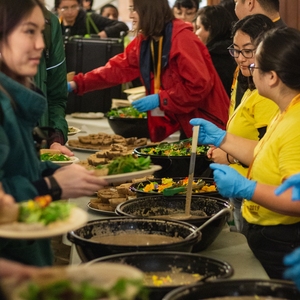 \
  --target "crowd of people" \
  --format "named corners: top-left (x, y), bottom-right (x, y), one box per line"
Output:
top-left (3, 0), bottom-right (300, 294)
